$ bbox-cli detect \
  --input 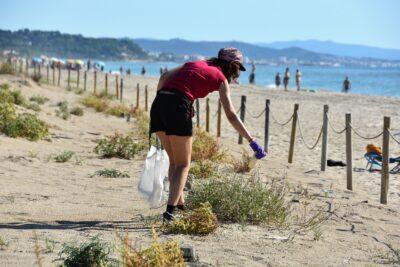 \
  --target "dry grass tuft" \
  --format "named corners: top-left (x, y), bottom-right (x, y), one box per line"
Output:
top-left (231, 150), bottom-right (254, 173)
top-left (164, 202), bottom-right (219, 235)
top-left (119, 228), bottom-right (184, 267)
